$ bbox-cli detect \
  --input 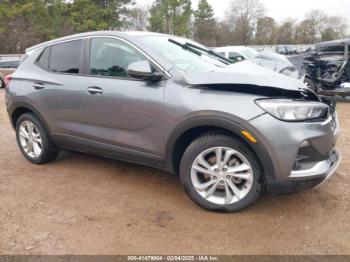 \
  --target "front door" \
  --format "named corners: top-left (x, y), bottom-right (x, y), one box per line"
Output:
top-left (82, 37), bottom-right (166, 160)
